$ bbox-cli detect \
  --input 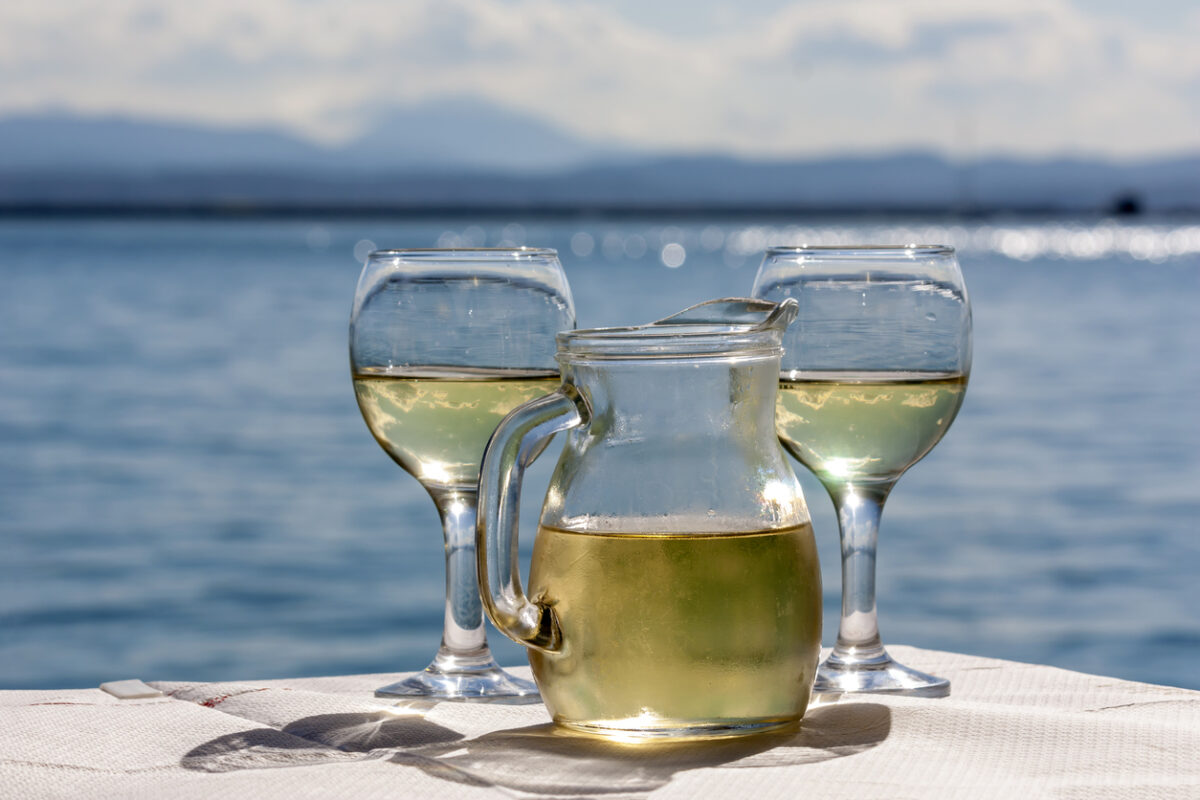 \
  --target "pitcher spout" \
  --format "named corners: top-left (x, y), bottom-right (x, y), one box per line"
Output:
top-left (652, 296), bottom-right (799, 341)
